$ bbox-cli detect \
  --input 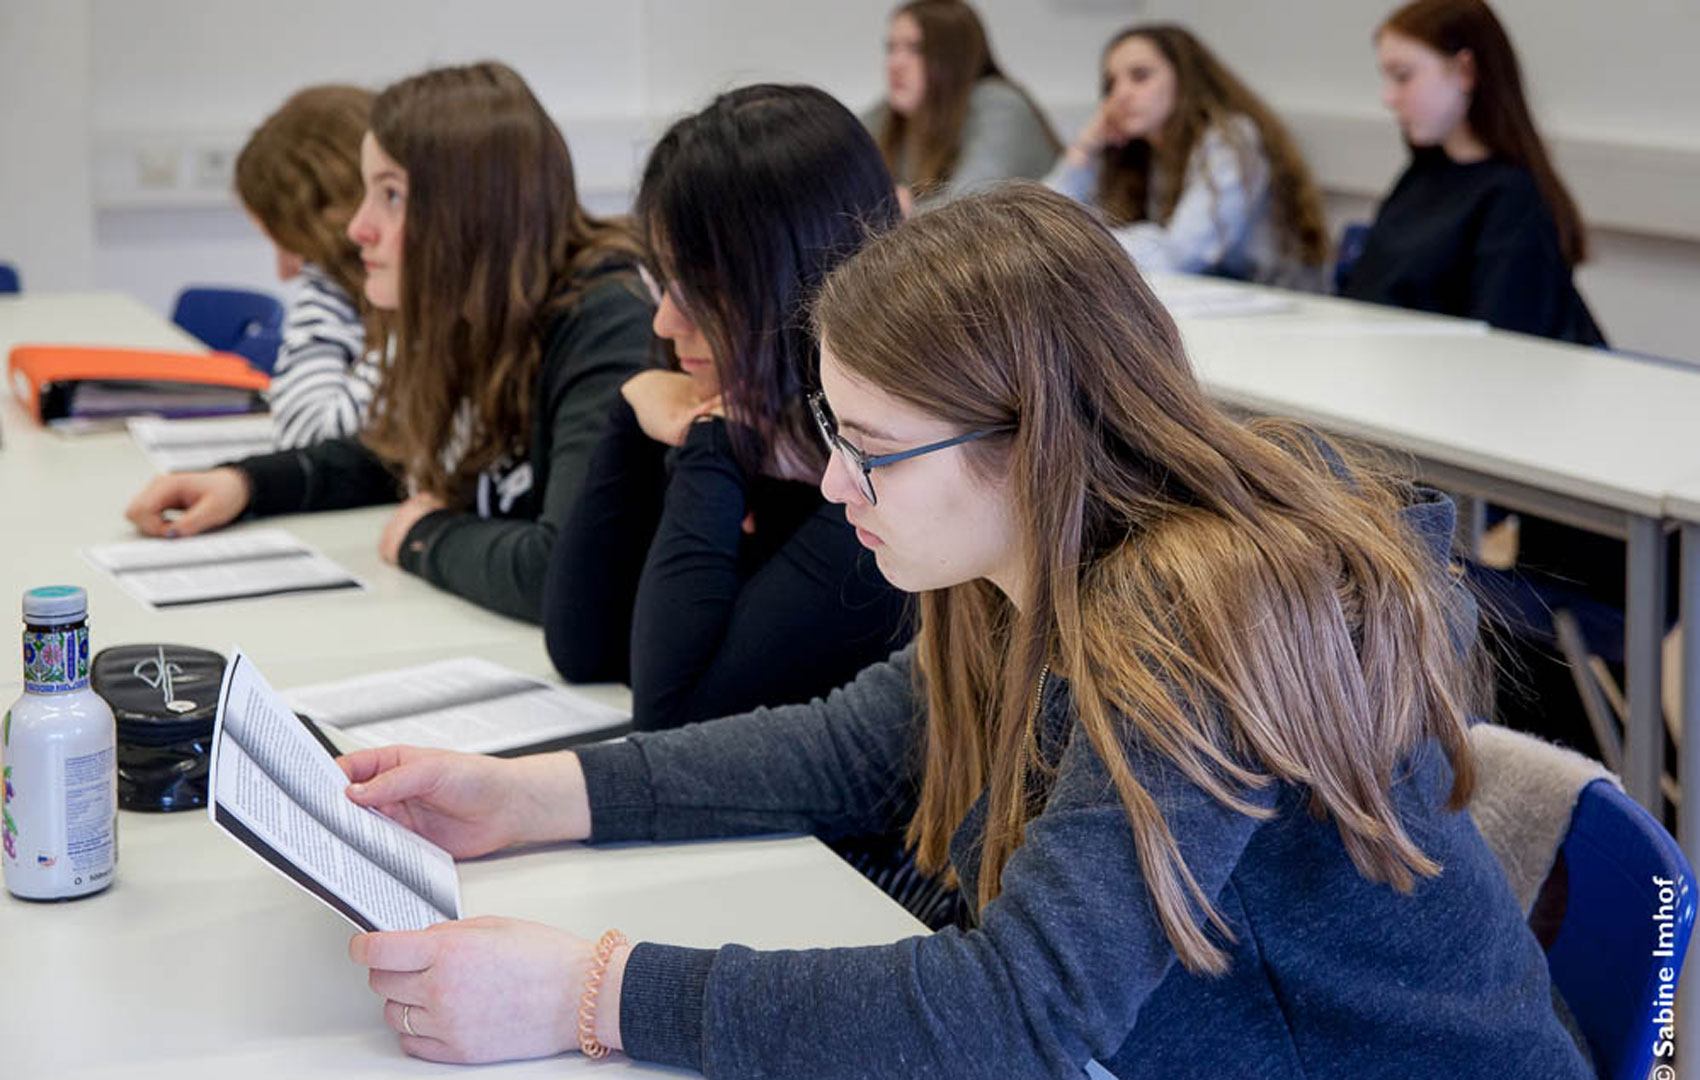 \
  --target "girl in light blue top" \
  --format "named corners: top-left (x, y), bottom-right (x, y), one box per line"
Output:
top-left (1047, 24), bottom-right (1330, 290)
